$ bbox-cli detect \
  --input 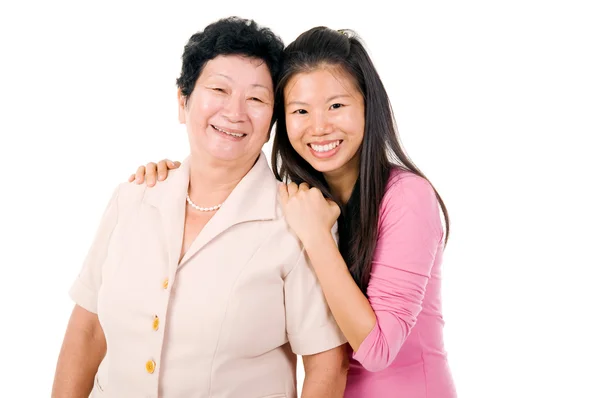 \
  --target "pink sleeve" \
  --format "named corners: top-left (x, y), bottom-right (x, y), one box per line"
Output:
top-left (352, 174), bottom-right (443, 372)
